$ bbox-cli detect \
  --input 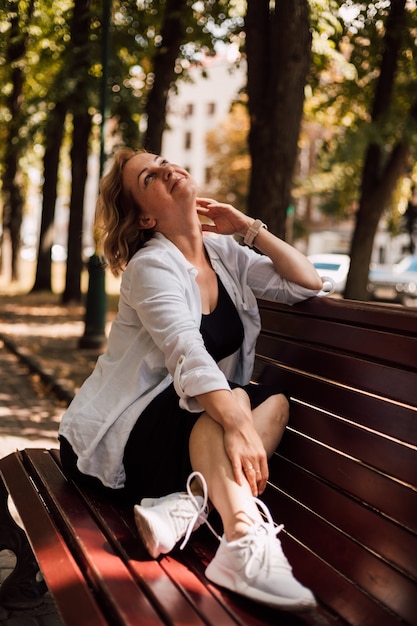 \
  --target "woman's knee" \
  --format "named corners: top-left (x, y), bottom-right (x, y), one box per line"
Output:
top-left (274, 393), bottom-right (290, 428)
top-left (252, 393), bottom-right (290, 450)
top-left (231, 386), bottom-right (251, 411)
